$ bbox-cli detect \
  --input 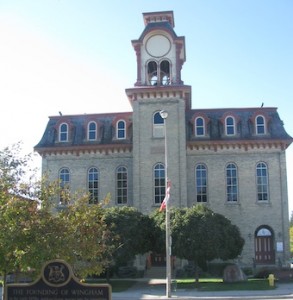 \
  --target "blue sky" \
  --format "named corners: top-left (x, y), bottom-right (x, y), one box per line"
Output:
top-left (1, 0), bottom-right (292, 212)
